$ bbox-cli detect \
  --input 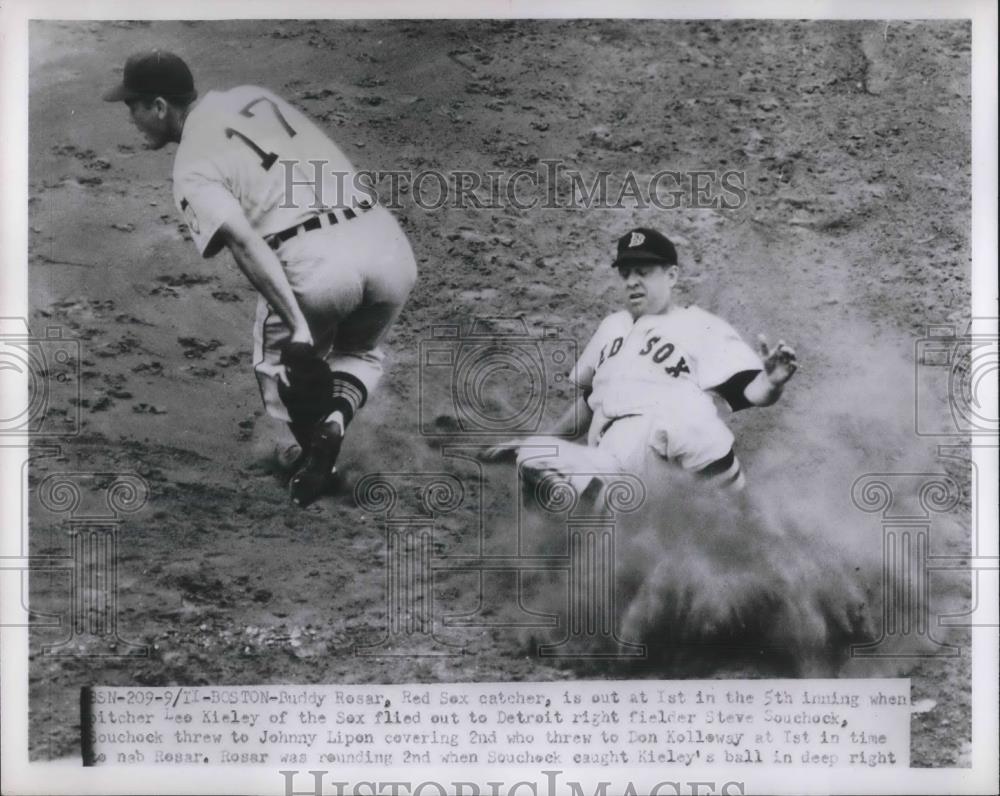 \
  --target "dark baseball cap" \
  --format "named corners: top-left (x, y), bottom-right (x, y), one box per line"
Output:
top-left (102, 50), bottom-right (196, 103)
top-left (612, 227), bottom-right (678, 268)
